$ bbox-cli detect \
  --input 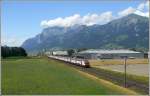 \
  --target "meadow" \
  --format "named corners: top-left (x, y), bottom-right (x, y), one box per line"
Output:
top-left (88, 58), bottom-right (149, 94)
top-left (89, 59), bottom-right (149, 76)
top-left (2, 57), bottom-right (137, 95)
top-left (89, 58), bottom-right (148, 66)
